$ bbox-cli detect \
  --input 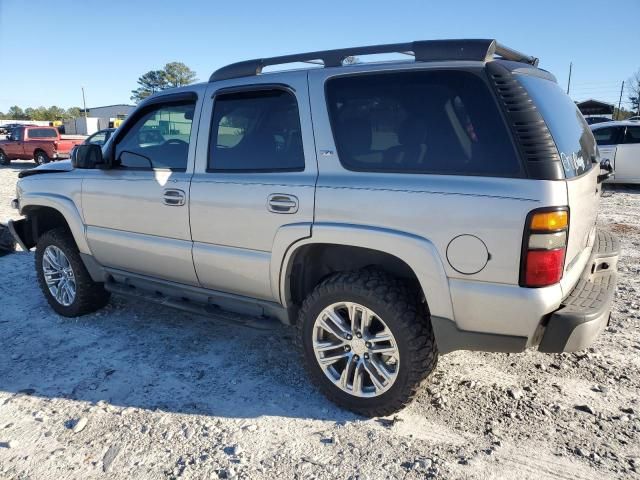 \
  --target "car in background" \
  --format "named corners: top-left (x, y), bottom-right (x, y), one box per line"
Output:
top-left (591, 120), bottom-right (640, 184)
top-left (584, 116), bottom-right (613, 125)
top-left (83, 128), bottom-right (116, 147)
top-left (0, 126), bottom-right (85, 166)
top-left (69, 128), bottom-right (116, 159)
top-left (628, 116), bottom-right (640, 122)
